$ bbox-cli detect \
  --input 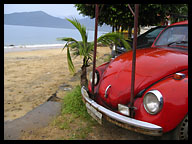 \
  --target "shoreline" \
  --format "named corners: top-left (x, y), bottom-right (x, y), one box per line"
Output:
top-left (4, 48), bottom-right (75, 121)
top-left (4, 44), bottom-right (65, 53)
top-left (4, 46), bottom-right (111, 121)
